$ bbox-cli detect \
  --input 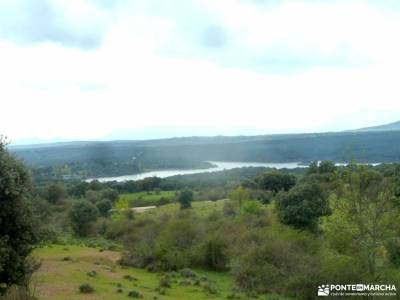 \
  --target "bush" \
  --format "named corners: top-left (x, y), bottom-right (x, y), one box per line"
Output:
top-left (177, 189), bottom-right (193, 209)
top-left (201, 236), bottom-right (228, 271)
top-left (123, 274), bottom-right (137, 281)
top-left (179, 268), bottom-right (197, 278)
top-left (86, 270), bottom-right (97, 277)
top-left (96, 199), bottom-right (113, 217)
top-left (45, 182), bottom-right (67, 204)
top-left (202, 281), bottom-right (218, 295)
top-left (242, 201), bottom-right (264, 215)
top-left (276, 183), bottom-right (331, 230)
top-left (223, 200), bottom-right (238, 216)
top-left (128, 290), bottom-right (143, 298)
top-left (159, 276), bottom-right (171, 288)
top-left (68, 200), bottom-right (99, 236)
top-left (255, 172), bottom-right (296, 193)
top-left (61, 256), bottom-right (72, 261)
top-left (156, 197), bottom-right (170, 207)
top-left (79, 283), bottom-right (94, 293)
top-left (387, 238), bottom-right (400, 267)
